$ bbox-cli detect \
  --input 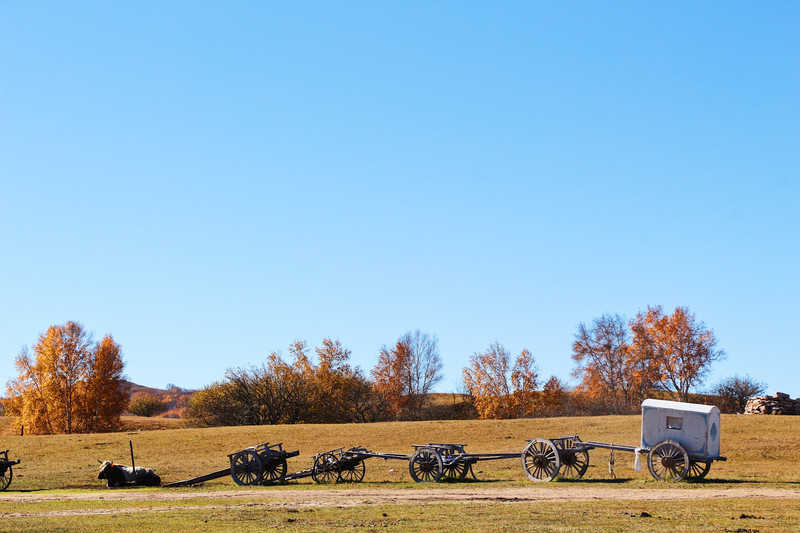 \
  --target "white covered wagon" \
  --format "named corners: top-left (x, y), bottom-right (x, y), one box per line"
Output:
top-left (521, 399), bottom-right (726, 482)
